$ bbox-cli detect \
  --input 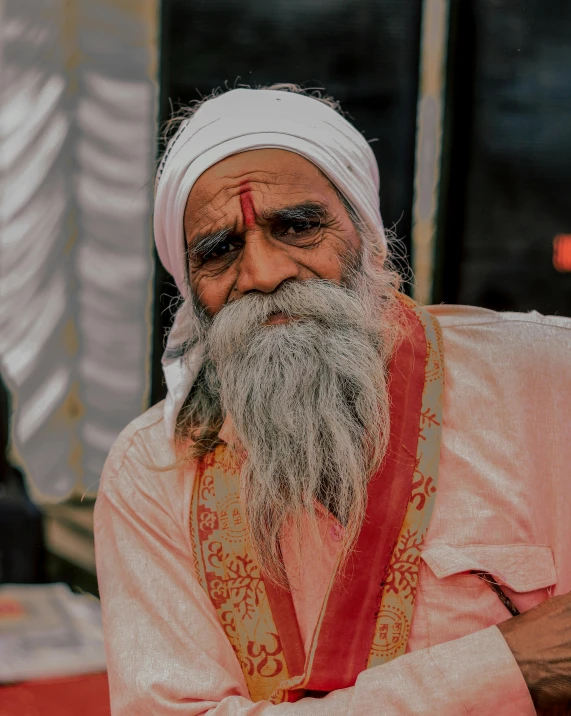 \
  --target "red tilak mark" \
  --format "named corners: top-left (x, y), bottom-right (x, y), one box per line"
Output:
top-left (238, 183), bottom-right (256, 229)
